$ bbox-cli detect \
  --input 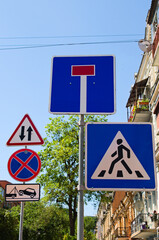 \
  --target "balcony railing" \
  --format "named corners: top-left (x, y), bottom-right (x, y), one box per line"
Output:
top-left (128, 99), bottom-right (150, 122)
top-left (131, 213), bottom-right (159, 235)
top-left (114, 227), bottom-right (129, 238)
